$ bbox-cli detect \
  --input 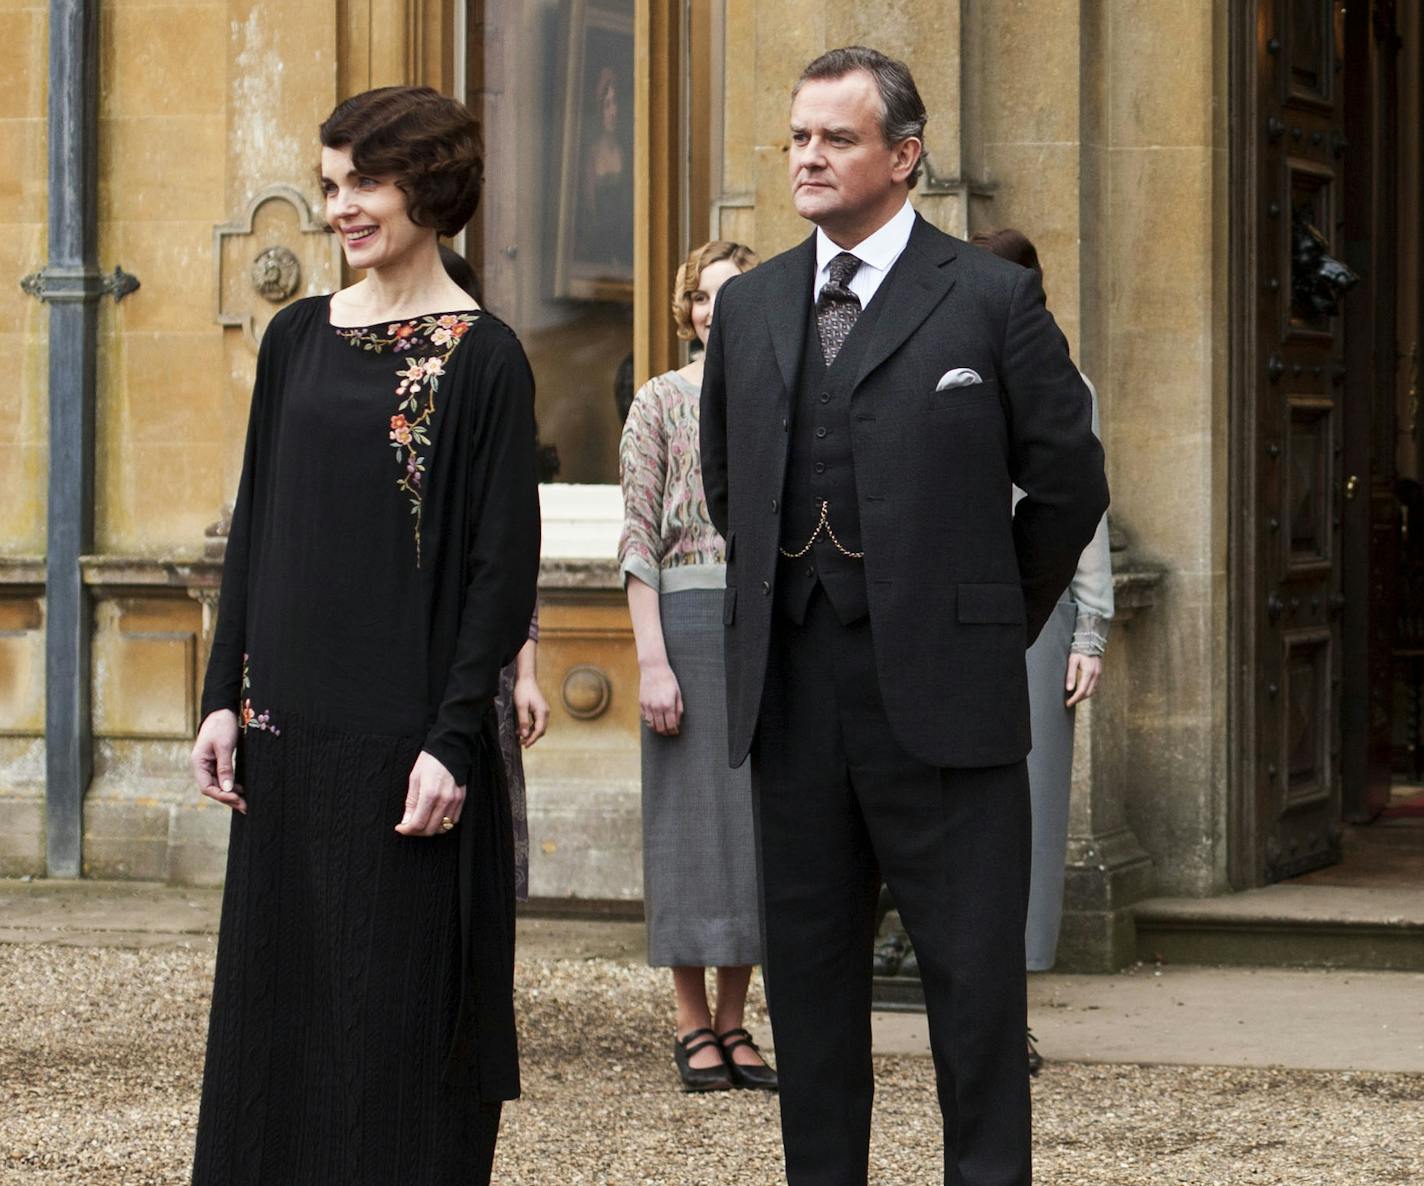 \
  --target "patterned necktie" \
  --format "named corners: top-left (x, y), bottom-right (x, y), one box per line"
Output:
top-left (816, 251), bottom-right (863, 366)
